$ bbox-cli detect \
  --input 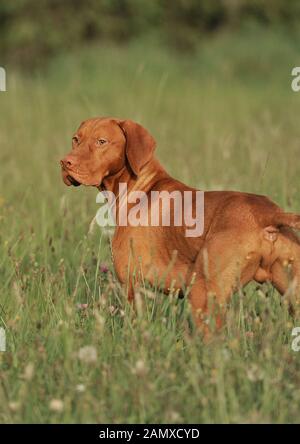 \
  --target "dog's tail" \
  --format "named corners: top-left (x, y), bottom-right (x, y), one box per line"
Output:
top-left (273, 212), bottom-right (300, 230)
